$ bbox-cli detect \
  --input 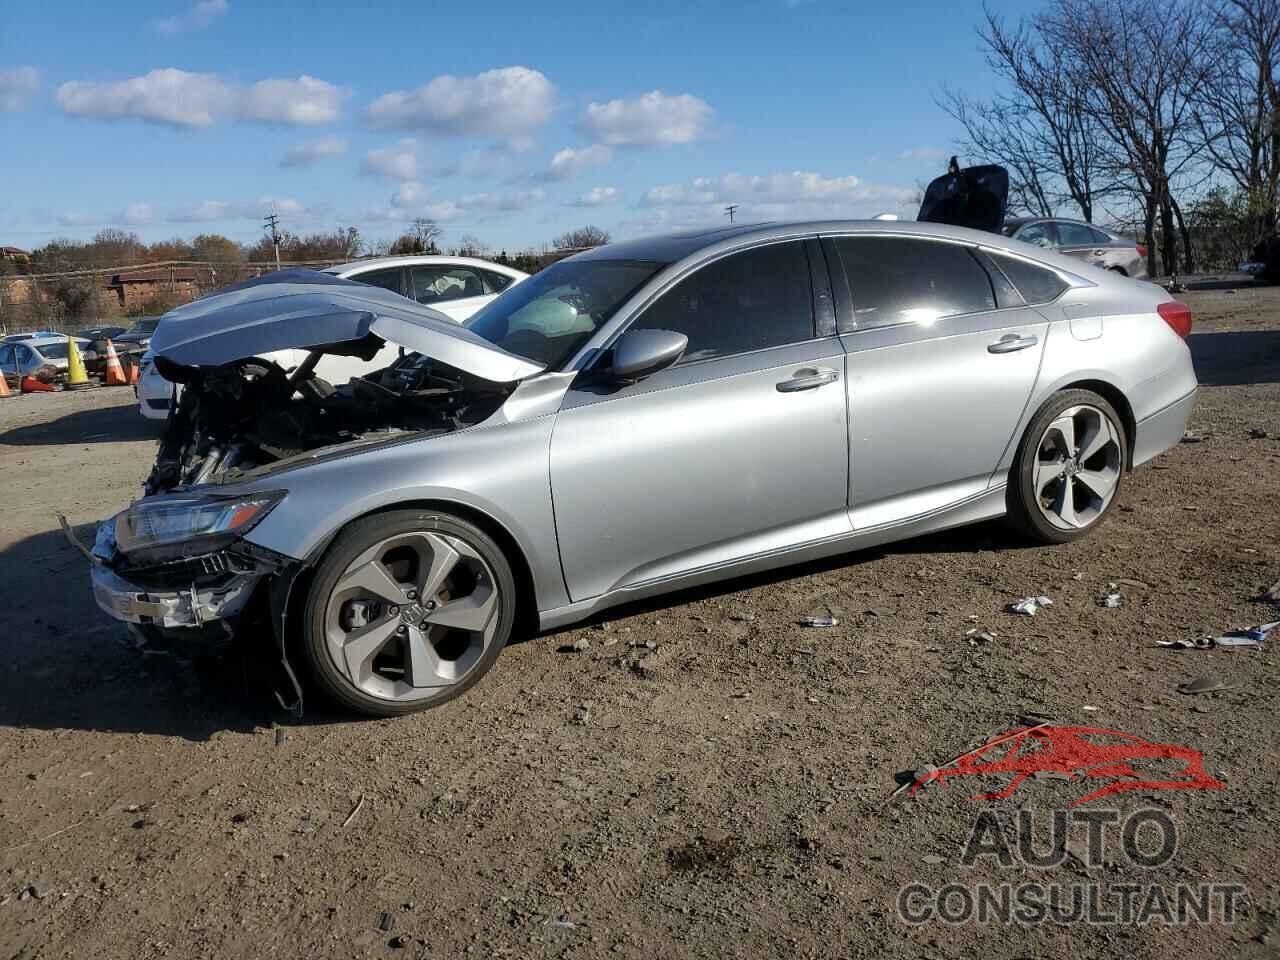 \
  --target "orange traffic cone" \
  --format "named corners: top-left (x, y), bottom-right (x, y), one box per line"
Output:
top-left (103, 339), bottom-right (127, 386)
top-left (127, 358), bottom-right (140, 385)
top-left (21, 375), bottom-right (55, 393)
top-left (0, 372), bottom-right (14, 399)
